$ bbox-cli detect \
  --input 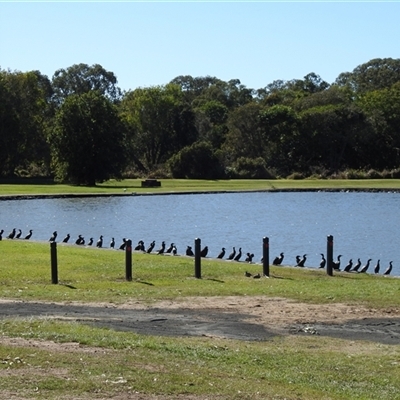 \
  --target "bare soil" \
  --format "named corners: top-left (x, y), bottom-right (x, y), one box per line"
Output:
top-left (1, 296), bottom-right (399, 399)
